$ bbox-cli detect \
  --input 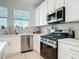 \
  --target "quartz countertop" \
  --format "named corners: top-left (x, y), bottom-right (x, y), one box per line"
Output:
top-left (0, 33), bottom-right (45, 37)
top-left (58, 38), bottom-right (79, 46)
